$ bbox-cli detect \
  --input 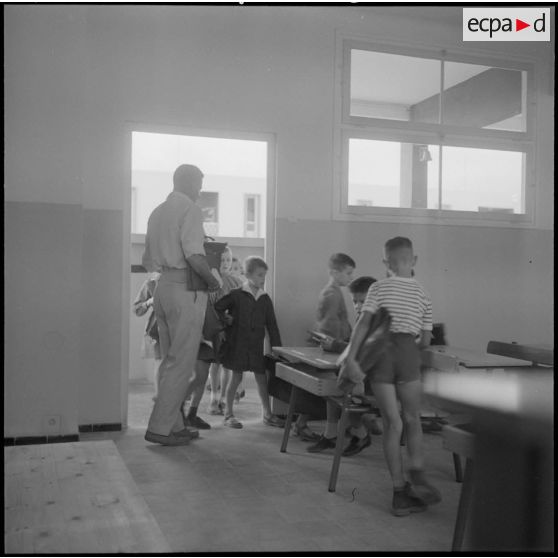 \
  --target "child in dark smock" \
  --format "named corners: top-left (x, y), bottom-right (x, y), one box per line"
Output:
top-left (214, 256), bottom-right (285, 429)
